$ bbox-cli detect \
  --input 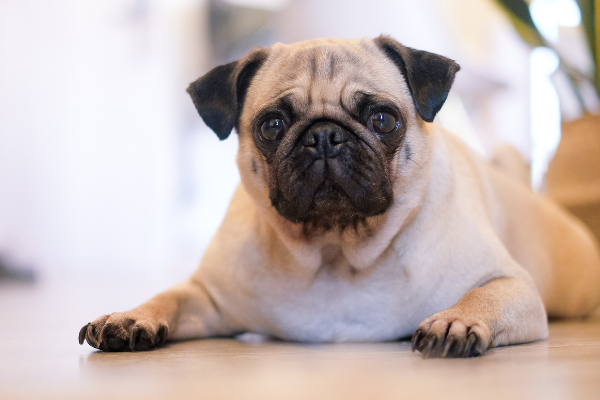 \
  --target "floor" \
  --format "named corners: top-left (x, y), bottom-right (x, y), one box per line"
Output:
top-left (1, 279), bottom-right (600, 400)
